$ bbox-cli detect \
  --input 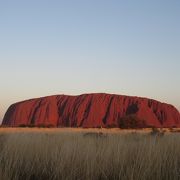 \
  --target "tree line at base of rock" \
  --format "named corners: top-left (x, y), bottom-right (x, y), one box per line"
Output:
top-left (17, 114), bottom-right (148, 129)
